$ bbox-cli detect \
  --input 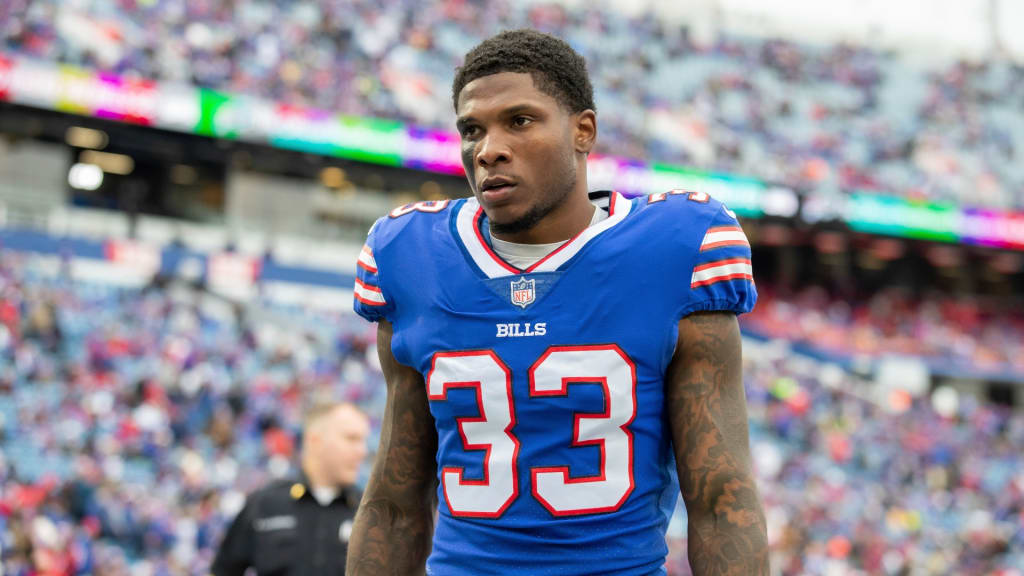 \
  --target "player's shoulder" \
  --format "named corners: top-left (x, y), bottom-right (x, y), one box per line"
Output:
top-left (626, 190), bottom-right (756, 317)
top-left (367, 198), bottom-right (458, 252)
top-left (628, 189), bottom-right (739, 241)
top-left (356, 199), bottom-right (458, 321)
